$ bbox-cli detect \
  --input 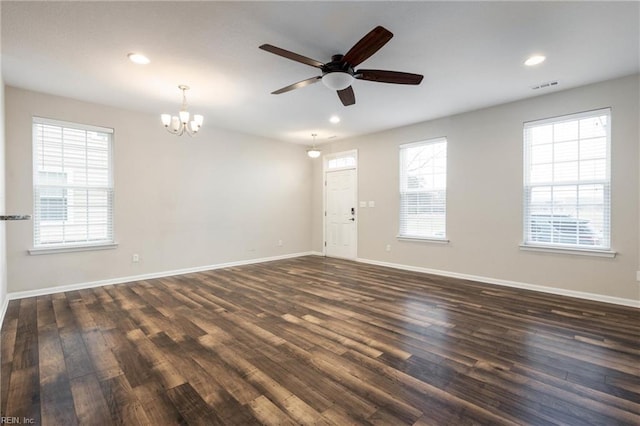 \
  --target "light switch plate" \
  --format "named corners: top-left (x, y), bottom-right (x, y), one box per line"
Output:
top-left (368, 201), bottom-right (375, 208)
